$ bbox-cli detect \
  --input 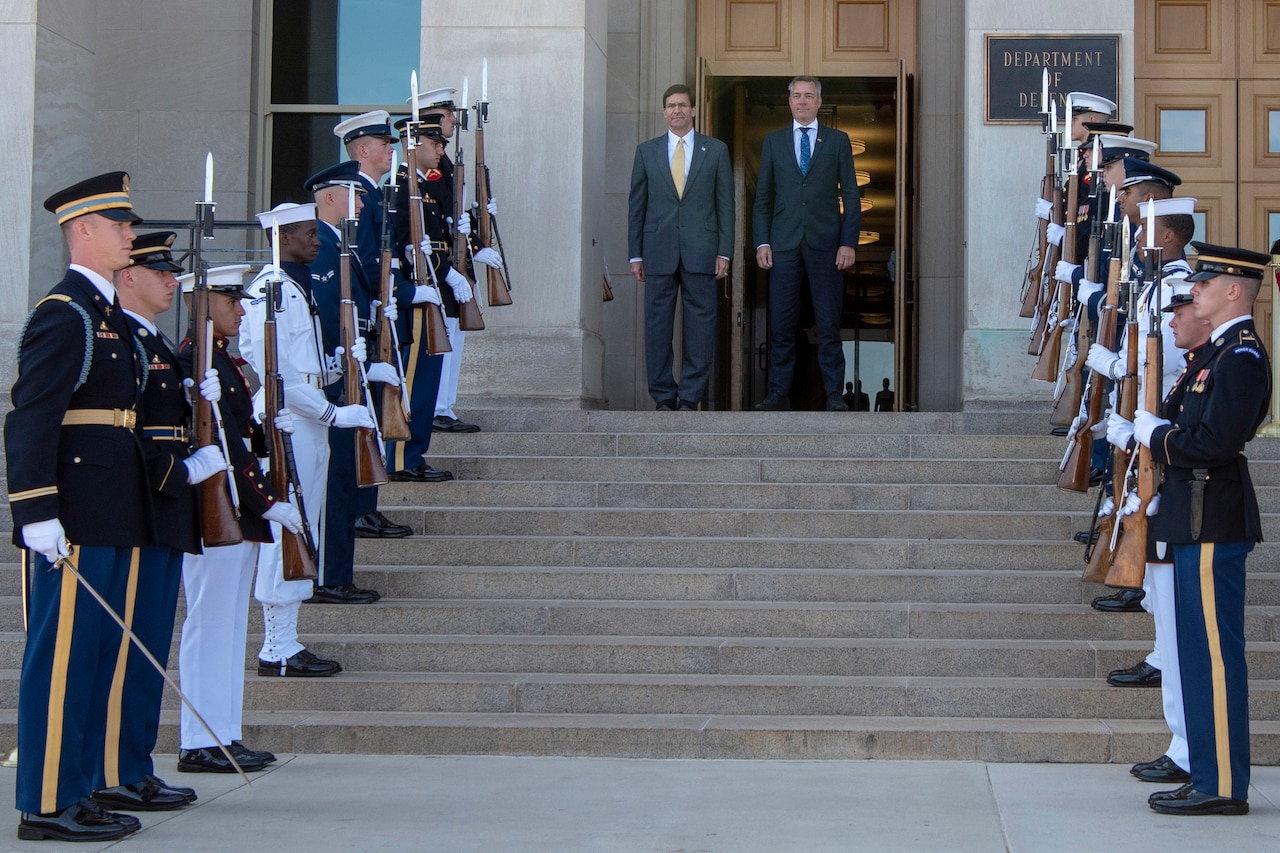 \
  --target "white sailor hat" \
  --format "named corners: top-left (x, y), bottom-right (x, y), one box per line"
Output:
top-left (408, 87), bottom-right (458, 112)
top-left (1067, 91), bottom-right (1117, 116)
top-left (1138, 197), bottom-right (1196, 218)
top-left (1099, 134), bottom-right (1157, 163)
top-left (256, 202), bottom-right (317, 231)
top-left (333, 110), bottom-right (394, 144)
top-left (177, 263), bottom-right (253, 297)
